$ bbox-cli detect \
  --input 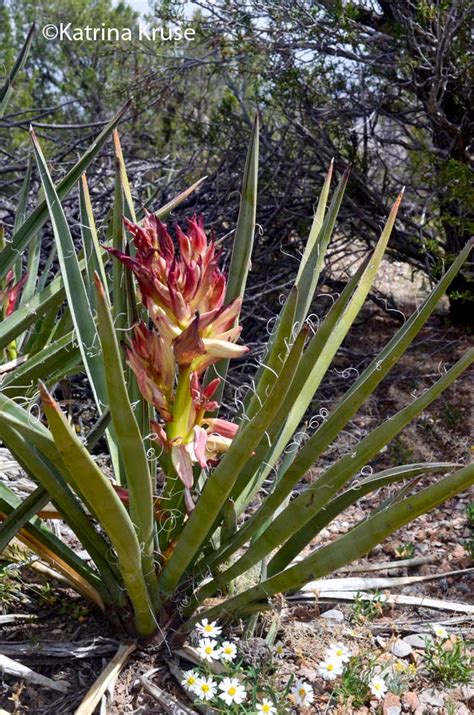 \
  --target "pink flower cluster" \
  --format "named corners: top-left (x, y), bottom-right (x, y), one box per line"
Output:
top-left (107, 213), bottom-right (247, 497)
